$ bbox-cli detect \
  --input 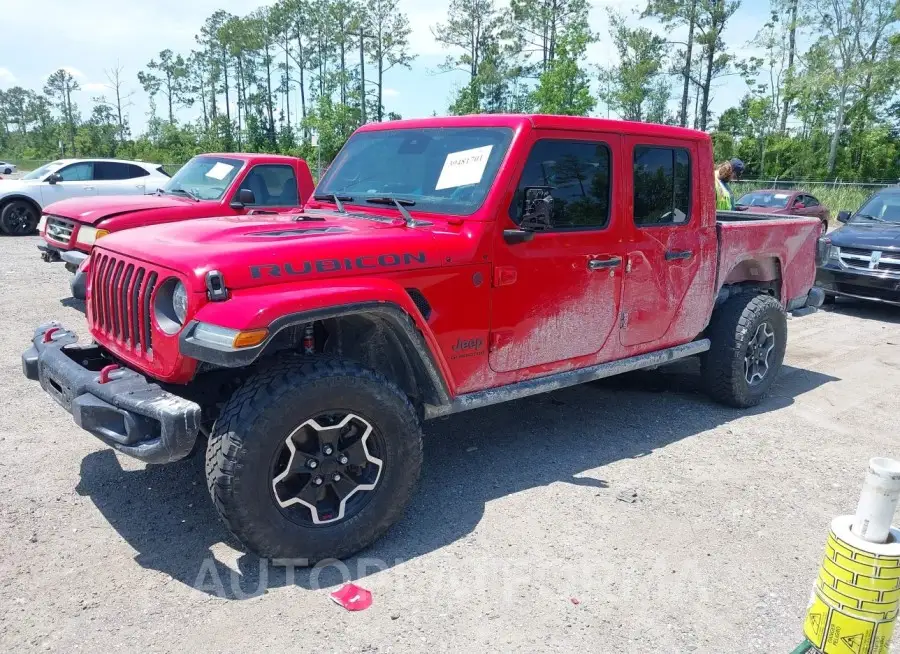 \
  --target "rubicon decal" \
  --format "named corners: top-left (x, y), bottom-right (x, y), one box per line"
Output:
top-left (250, 252), bottom-right (428, 279)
